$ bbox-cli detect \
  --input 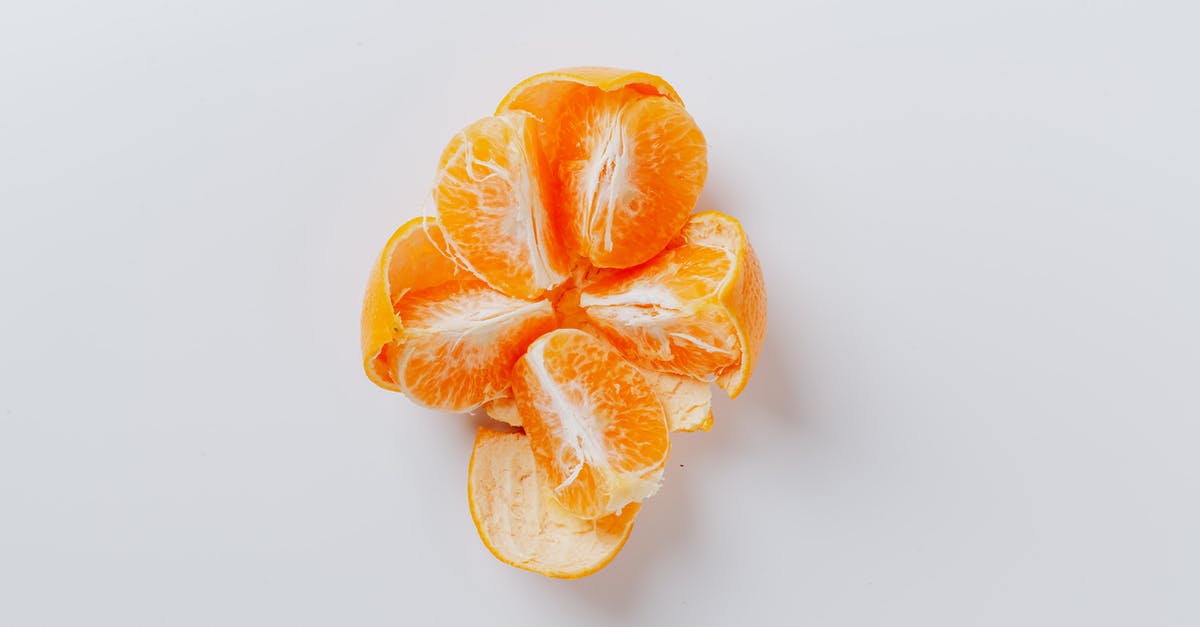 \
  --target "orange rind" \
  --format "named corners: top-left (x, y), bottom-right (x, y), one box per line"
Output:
top-left (496, 66), bottom-right (683, 120)
top-left (360, 217), bottom-right (464, 391)
top-left (469, 428), bottom-right (638, 579)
